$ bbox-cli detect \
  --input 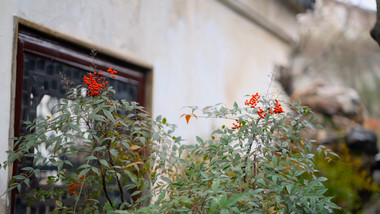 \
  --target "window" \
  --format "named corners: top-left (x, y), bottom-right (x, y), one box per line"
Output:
top-left (12, 25), bottom-right (149, 213)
